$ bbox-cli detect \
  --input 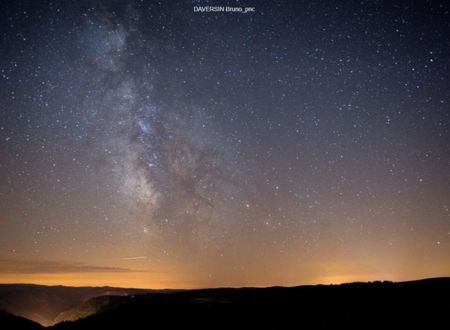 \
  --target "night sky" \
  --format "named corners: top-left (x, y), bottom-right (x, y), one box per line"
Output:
top-left (0, 0), bottom-right (449, 288)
